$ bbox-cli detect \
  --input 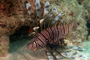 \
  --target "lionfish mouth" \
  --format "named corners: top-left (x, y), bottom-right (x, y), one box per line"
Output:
top-left (28, 44), bottom-right (36, 52)
top-left (28, 39), bottom-right (37, 51)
